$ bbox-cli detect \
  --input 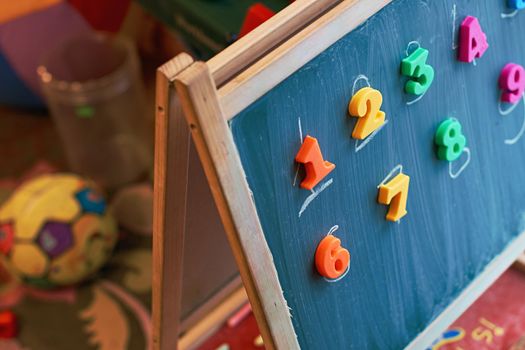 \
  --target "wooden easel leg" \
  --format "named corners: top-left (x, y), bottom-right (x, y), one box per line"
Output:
top-left (175, 61), bottom-right (300, 350)
top-left (152, 54), bottom-right (194, 350)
